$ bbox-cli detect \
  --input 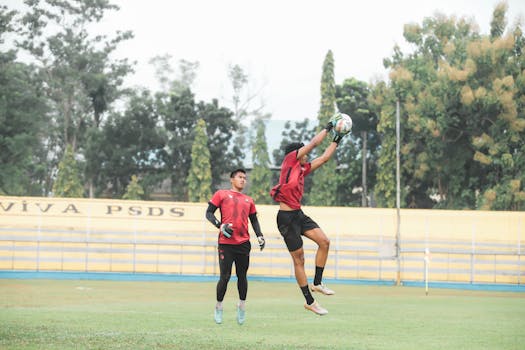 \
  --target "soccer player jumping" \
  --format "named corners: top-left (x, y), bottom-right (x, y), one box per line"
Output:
top-left (270, 118), bottom-right (346, 316)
